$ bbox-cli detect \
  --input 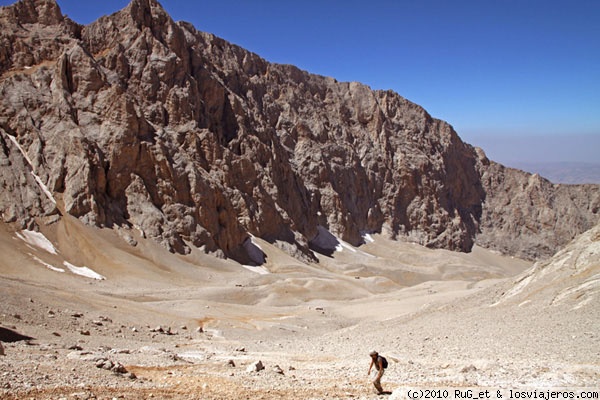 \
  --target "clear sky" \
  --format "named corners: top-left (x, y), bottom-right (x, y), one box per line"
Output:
top-left (2, 0), bottom-right (599, 165)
